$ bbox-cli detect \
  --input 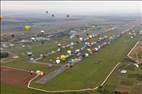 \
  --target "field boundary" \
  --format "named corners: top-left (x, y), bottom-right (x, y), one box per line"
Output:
top-left (1, 66), bottom-right (29, 72)
top-left (27, 63), bottom-right (120, 93)
top-left (127, 41), bottom-right (140, 63)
